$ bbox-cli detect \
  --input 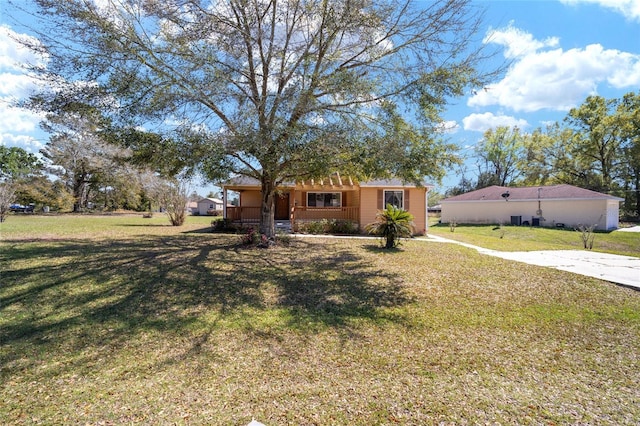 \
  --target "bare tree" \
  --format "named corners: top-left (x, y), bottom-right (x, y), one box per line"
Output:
top-left (150, 179), bottom-right (190, 226)
top-left (0, 182), bottom-right (16, 222)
